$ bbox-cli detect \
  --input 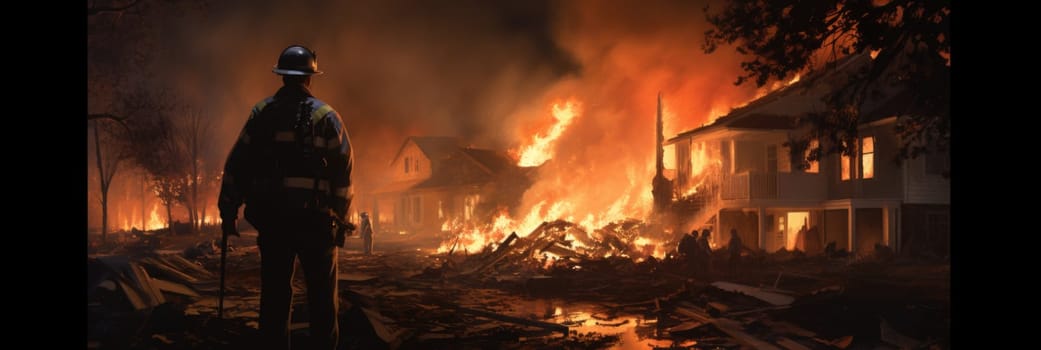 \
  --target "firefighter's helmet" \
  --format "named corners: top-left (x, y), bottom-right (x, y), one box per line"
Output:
top-left (272, 45), bottom-right (323, 76)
